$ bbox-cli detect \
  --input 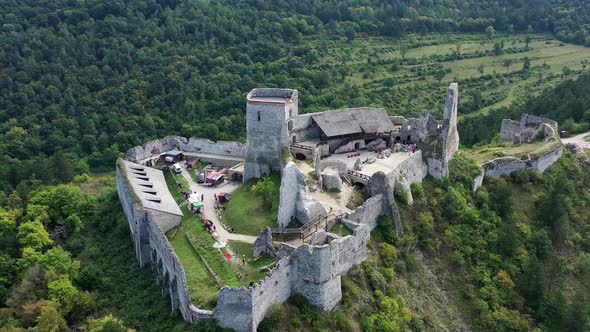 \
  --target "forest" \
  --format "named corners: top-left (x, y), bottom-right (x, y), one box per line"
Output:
top-left (1, 0), bottom-right (590, 331)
